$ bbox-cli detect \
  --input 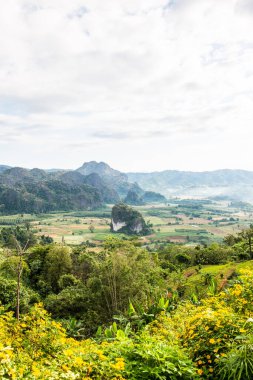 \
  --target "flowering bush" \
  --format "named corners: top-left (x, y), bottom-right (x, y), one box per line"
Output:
top-left (221, 269), bottom-right (253, 315)
top-left (174, 300), bottom-right (247, 378)
top-left (0, 304), bottom-right (197, 379)
top-left (1, 268), bottom-right (253, 379)
top-left (170, 268), bottom-right (253, 378)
